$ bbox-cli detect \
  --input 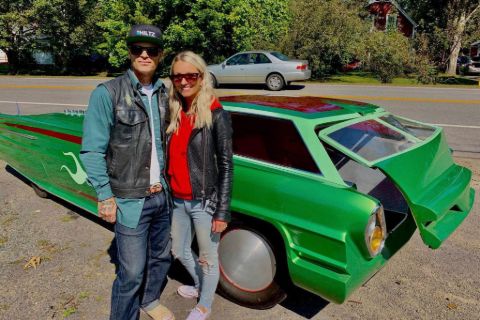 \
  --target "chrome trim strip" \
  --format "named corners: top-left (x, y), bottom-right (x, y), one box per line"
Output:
top-left (5, 129), bottom-right (37, 140)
